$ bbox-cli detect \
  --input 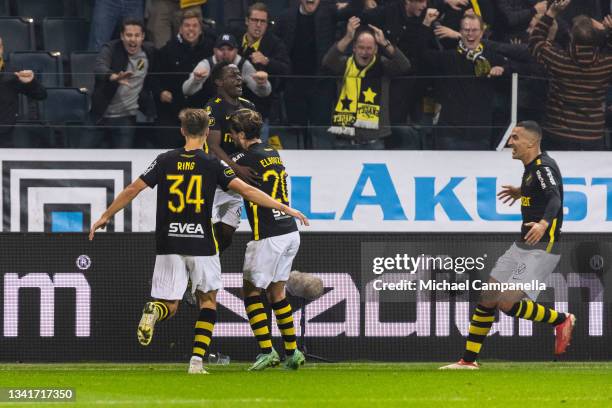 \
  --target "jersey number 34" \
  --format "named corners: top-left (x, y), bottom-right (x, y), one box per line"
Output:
top-left (167, 174), bottom-right (204, 213)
